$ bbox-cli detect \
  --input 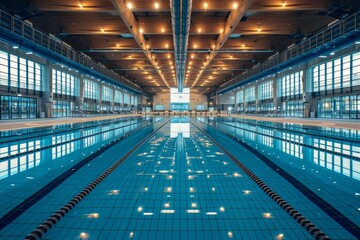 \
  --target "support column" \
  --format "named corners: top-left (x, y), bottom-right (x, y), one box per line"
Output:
top-left (303, 63), bottom-right (314, 118)
top-left (41, 61), bottom-right (53, 118)
top-left (255, 83), bottom-right (259, 112)
top-left (76, 76), bottom-right (83, 112)
top-left (99, 84), bottom-right (103, 111)
top-left (111, 88), bottom-right (115, 111)
top-left (275, 77), bottom-right (282, 116)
